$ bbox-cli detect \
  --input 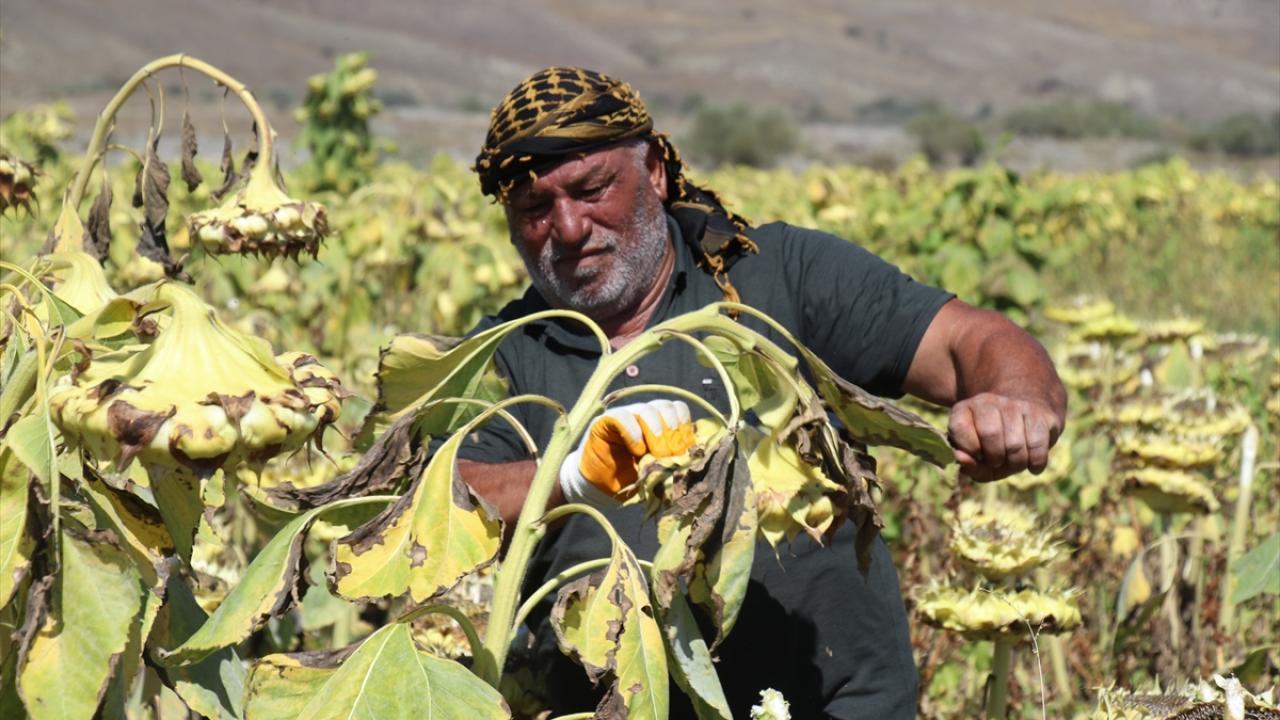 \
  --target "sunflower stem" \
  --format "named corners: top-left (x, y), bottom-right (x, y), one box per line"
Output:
top-left (65, 55), bottom-right (275, 234)
top-left (1219, 423), bottom-right (1258, 636)
top-left (1158, 511), bottom-right (1181, 674)
top-left (987, 638), bottom-right (1014, 719)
